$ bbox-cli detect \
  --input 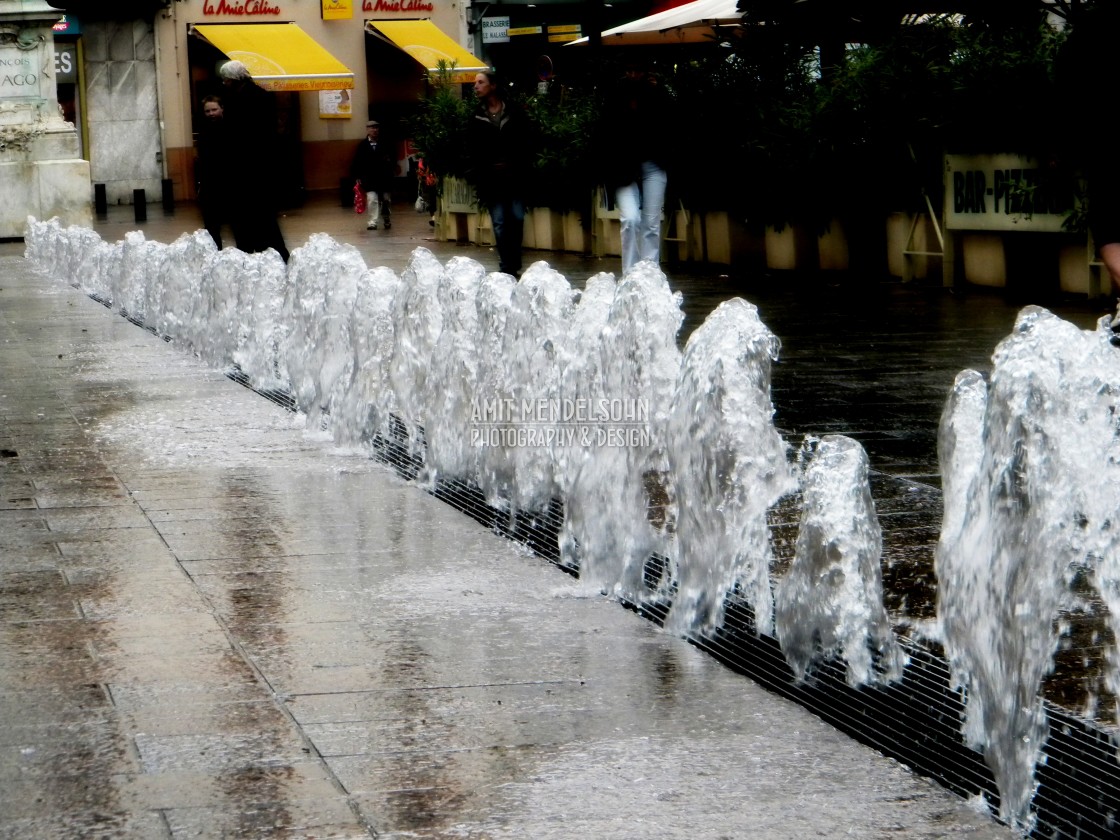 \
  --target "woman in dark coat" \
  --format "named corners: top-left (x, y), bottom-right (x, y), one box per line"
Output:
top-left (218, 60), bottom-right (290, 262)
top-left (195, 95), bottom-right (231, 249)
